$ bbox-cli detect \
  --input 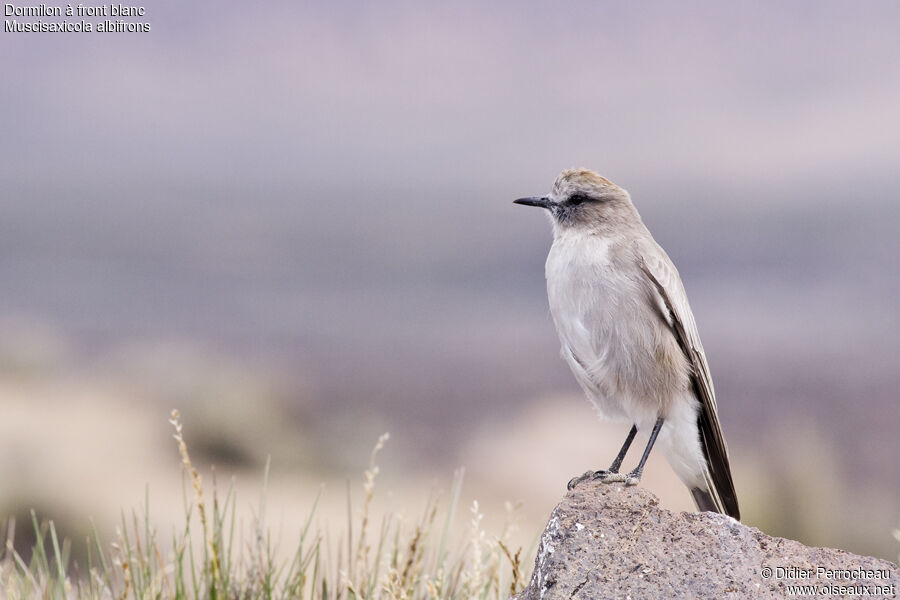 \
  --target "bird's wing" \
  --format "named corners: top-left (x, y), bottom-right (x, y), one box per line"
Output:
top-left (637, 242), bottom-right (741, 520)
